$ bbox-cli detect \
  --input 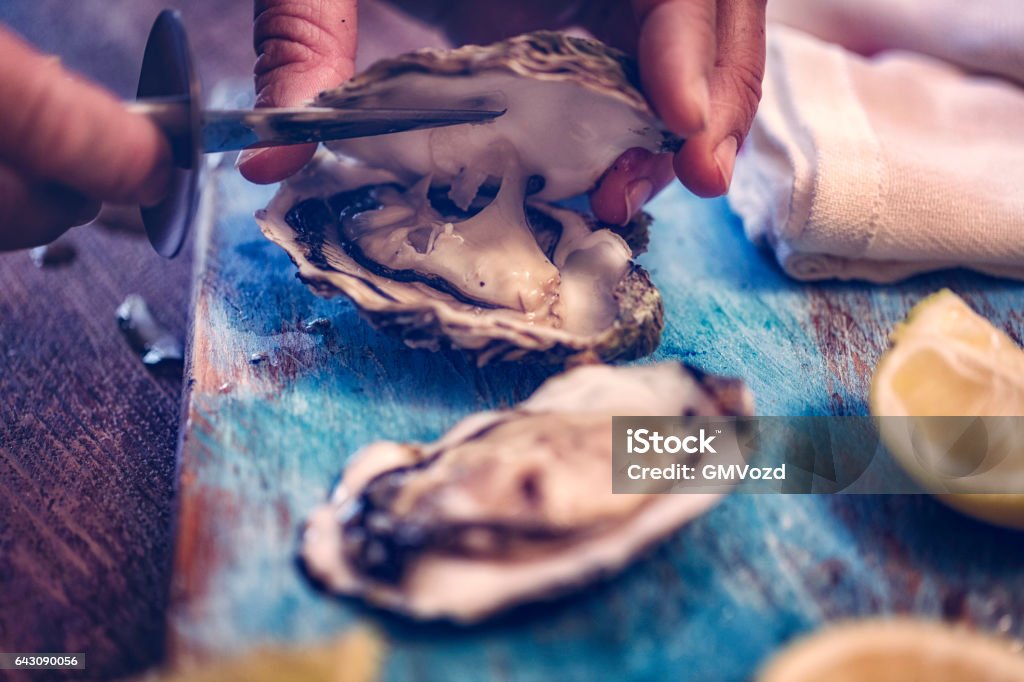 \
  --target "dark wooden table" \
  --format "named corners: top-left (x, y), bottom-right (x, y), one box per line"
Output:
top-left (0, 3), bottom-right (252, 679)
